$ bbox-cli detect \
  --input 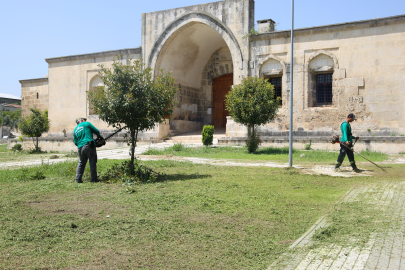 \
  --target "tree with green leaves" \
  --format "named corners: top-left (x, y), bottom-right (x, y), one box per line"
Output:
top-left (19, 108), bottom-right (50, 152)
top-left (88, 58), bottom-right (177, 172)
top-left (225, 76), bottom-right (279, 153)
top-left (1, 110), bottom-right (22, 131)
